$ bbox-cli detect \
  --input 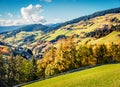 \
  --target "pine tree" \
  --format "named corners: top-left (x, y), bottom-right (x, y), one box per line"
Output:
top-left (15, 55), bottom-right (23, 82)
top-left (30, 56), bottom-right (38, 80)
top-left (8, 53), bottom-right (16, 81)
top-left (0, 54), bottom-right (6, 87)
